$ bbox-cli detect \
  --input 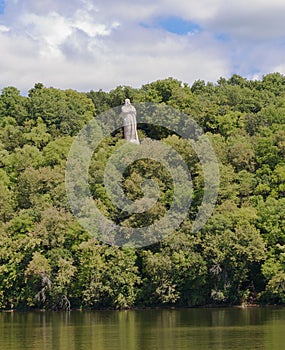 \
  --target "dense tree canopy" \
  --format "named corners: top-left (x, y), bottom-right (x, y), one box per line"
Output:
top-left (0, 74), bottom-right (285, 310)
